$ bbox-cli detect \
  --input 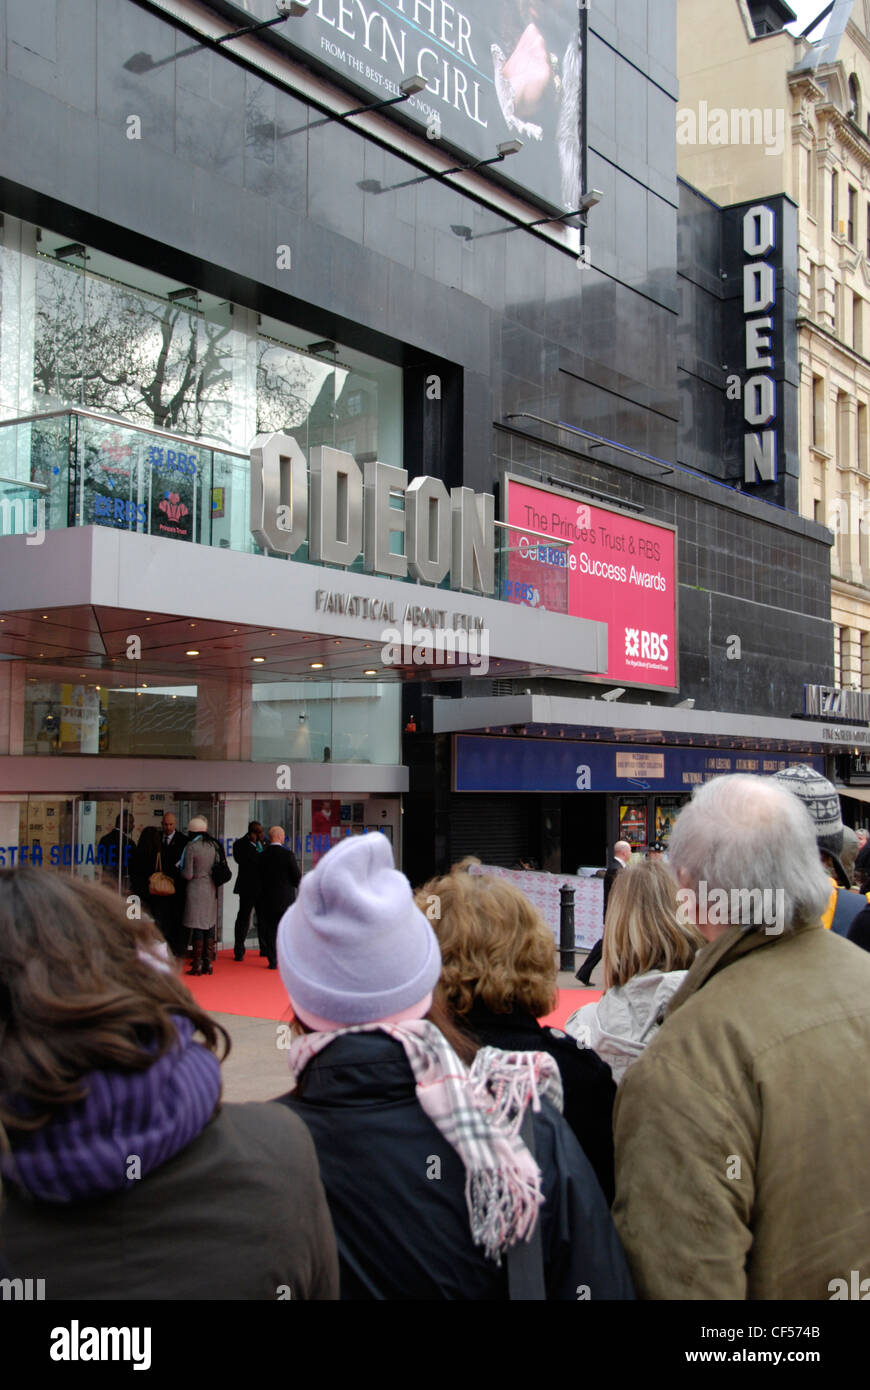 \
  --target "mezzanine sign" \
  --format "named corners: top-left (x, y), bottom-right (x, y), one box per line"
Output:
top-left (804, 684), bottom-right (870, 724)
top-left (250, 432), bottom-right (495, 595)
